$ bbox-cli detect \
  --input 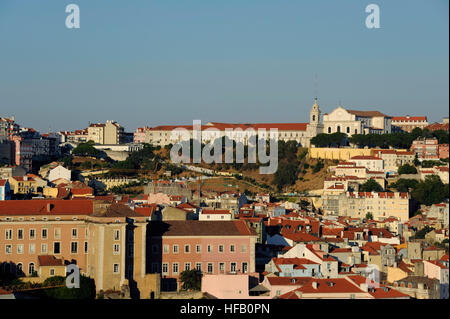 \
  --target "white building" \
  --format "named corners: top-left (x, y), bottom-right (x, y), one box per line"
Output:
top-left (199, 209), bottom-right (232, 221)
top-left (349, 155), bottom-right (384, 172)
top-left (323, 106), bottom-right (392, 136)
top-left (48, 165), bottom-right (71, 183)
top-left (140, 99), bottom-right (324, 147)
